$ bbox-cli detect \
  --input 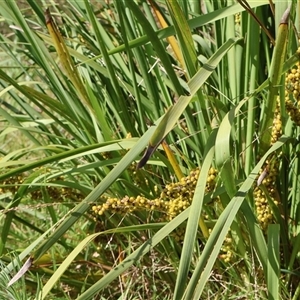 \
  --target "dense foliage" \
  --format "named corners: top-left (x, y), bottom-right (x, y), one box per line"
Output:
top-left (0, 1), bottom-right (300, 299)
